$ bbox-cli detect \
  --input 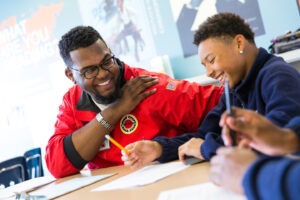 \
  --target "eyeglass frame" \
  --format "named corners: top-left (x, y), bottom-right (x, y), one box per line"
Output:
top-left (69, 54), bottom-right (116, 79)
